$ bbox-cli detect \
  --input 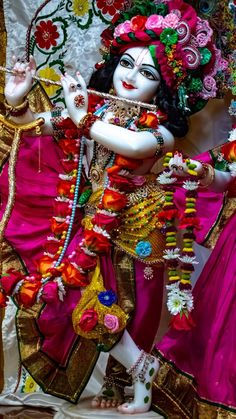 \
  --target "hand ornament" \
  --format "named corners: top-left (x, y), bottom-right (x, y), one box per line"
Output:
top-left (61, 72), bottom-right (88, 125)
top-left (169, 152), bottom-right (203, 177)
top-left (4, 55), bottom-right (36, 107)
